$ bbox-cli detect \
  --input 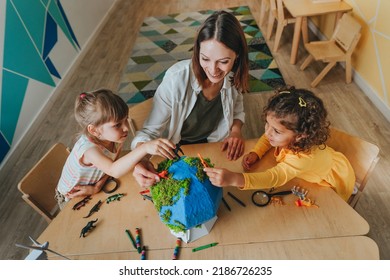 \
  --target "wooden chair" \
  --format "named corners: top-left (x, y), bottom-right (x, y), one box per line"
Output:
top-left (259, 0), bottom-right (271, 27)
top-left (128, 98), bottom-right (153, 137)
top-left (18, 143), bottom-right (70, 223)
top-left (300, 13), bottom-right (362, 87)
top-left (266, 0), bottom-right (296, 52)
top-left (326, 128), bottom-right (380, 208)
